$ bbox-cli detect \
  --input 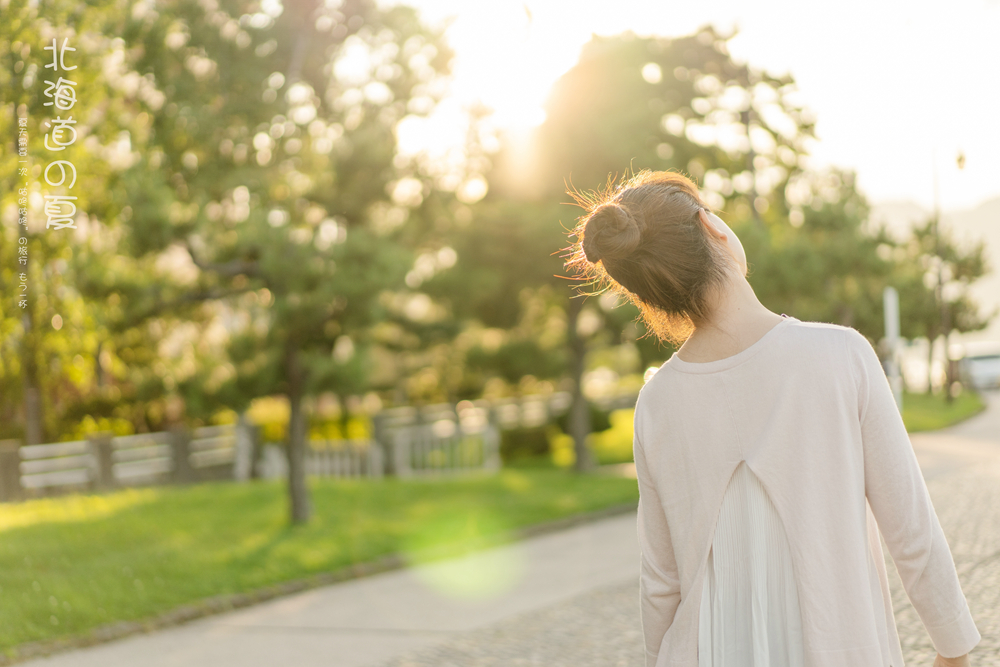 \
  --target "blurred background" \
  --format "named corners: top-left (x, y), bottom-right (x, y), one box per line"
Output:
top-left (1, 0), bottom-right (998, 660)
